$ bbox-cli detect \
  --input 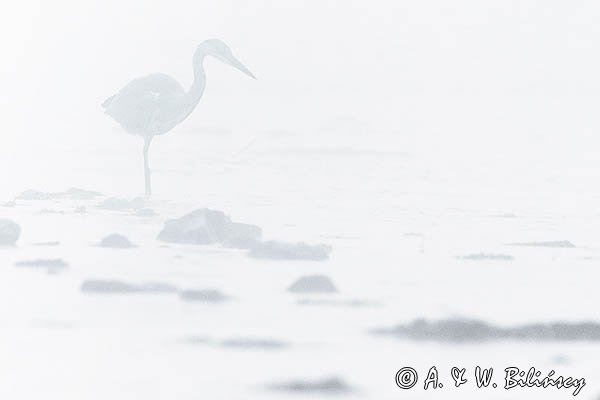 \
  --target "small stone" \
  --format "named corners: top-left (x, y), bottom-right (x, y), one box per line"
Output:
top-left (179, 289), bottom-right (229, 303)
top-left (288, 275), bottom-right (337, 293)
top-left (158, 208), bottom-right (261, 248)
top-left (99, 234), bottom-right (136, 248)
top-left (0, 219), bottom-right (20, 245)
top-left (81, 279), bottom-right (178, 294)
